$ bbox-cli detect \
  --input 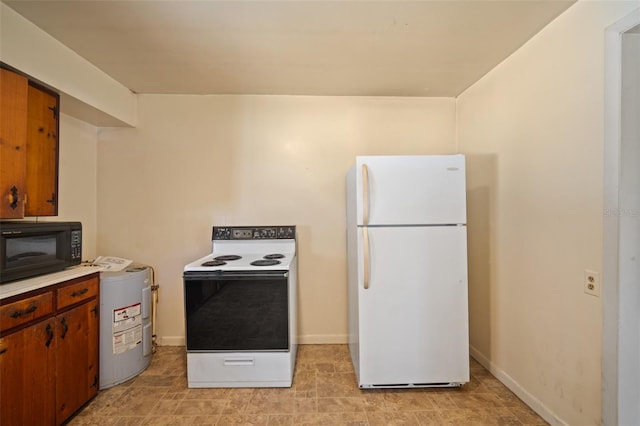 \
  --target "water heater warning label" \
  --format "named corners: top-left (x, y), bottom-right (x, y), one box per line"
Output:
top-left (112, 303), bottom-right (142, 354)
